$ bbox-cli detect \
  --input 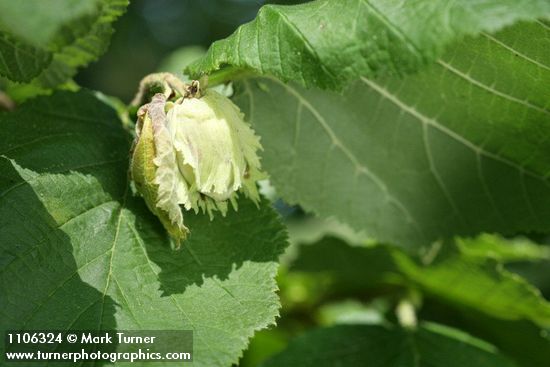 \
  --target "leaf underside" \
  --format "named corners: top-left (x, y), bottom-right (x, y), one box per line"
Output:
top-left (233, 21), bottom-right (550, 248)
